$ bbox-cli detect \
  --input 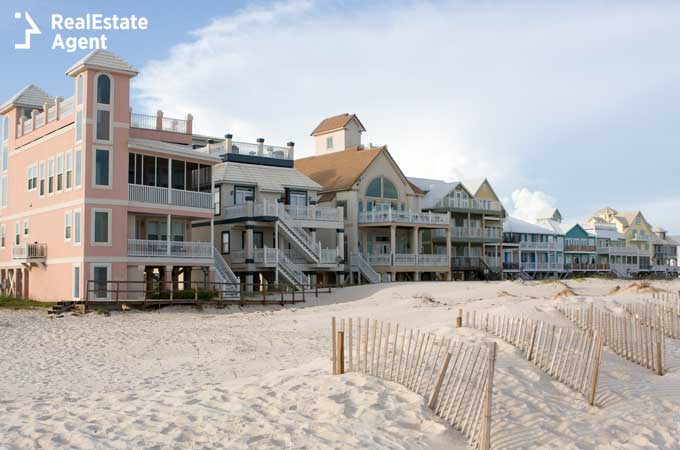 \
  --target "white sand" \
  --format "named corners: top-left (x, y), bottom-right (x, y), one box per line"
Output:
top-left (1, 278), bottom-right (679, 449)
